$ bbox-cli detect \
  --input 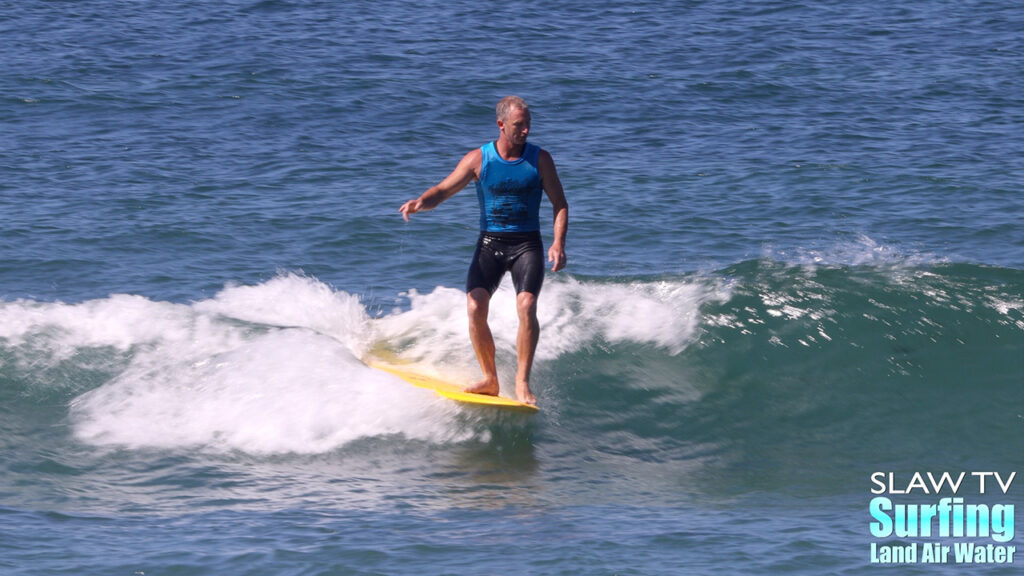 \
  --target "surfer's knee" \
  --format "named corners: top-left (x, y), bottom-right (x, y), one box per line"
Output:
top-left (467, 288), bottom-right (491, 319)
top-left (516, 291), bottom-right (538, 320)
